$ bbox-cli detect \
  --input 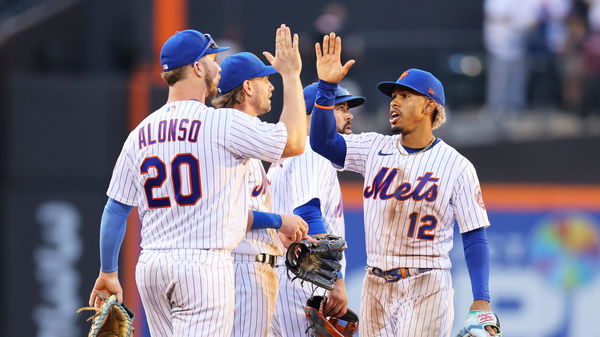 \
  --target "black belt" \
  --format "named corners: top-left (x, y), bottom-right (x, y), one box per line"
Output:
top-left (255, 253), bottom-right (277, 267)
top-left (368, 267), bottom-right (432, 282)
